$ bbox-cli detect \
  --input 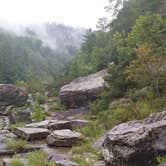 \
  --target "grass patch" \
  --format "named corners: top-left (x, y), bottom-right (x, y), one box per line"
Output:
top-left (49, 101), bottom-right (65, 112)
top-left (76, 121), bottom-right (105, 139)
top-left (71, 121), bottom-right (104, 164)
top-left (72, 142), bottom-right (98, 155)
top-left (28, 150), bottom-right (54, 166)
top-left (6, 159), bottom-right (25, 166)
top-left (72, 156), bottom-right (91, 166)
top-left (6, 140), bottom-right (27, 152)
top-left (157, 156), bottom-right (166, 164)
top-left (9, 122), bottom-right (25, 132)
top-left (97, 99), bottom-right (158, 129)
top-left (34, 93), bottom-right (48, 104)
